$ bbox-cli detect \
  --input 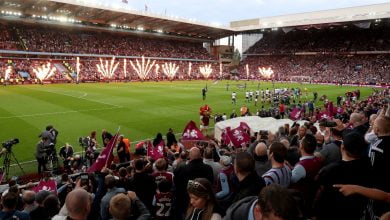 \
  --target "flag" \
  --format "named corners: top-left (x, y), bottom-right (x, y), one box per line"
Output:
top-left (221, 128), bottom-right (231, 146)
top-left (333, 106), bottom-right (344, 115)
top-left (87, 131), bottom-right (119, 173)
top-left (147, 140), bottom-right (164, 160)
top-left (33, 179), bottom-right (57, 194)
top-left (239, 122), bottom-right (251, 133)
top-left (225, 126), bottom-right (250, 148)
top-left (182, 121), bottom-right (206, 141)
top-left (289, 108), bottom-right (302, 120)
top-left (317, 111), bottom-right (333, 120)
